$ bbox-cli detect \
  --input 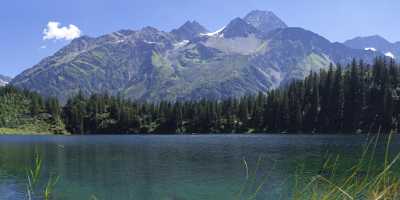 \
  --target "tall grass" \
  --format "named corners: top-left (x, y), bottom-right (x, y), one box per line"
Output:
top-left (26, 151), bottom-right (59, 200)
top-left (239, 134), bottom-right (400, 200)
top-left (296, 134), bottom-right (400, 200)
top-left (276, 134), bottom-right (398, 199)
top-left (235, 156), bottom-right (273, 200)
